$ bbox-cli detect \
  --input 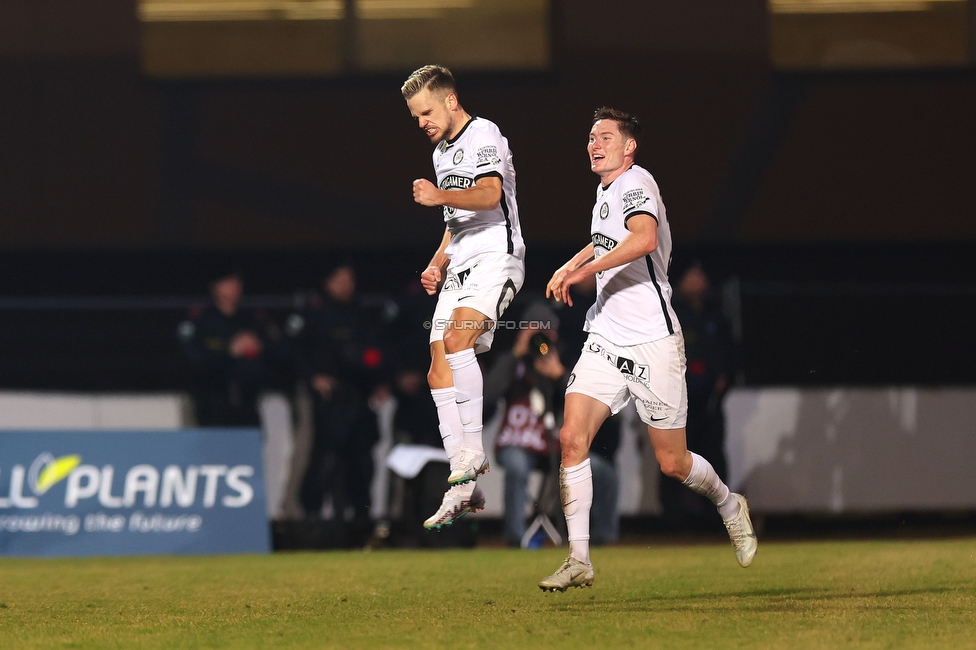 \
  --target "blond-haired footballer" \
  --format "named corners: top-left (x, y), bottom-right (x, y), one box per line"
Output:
top-left (402, 65), bottom-right (525, 530)
top-left (539, 108), bottom-right (757, 591)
